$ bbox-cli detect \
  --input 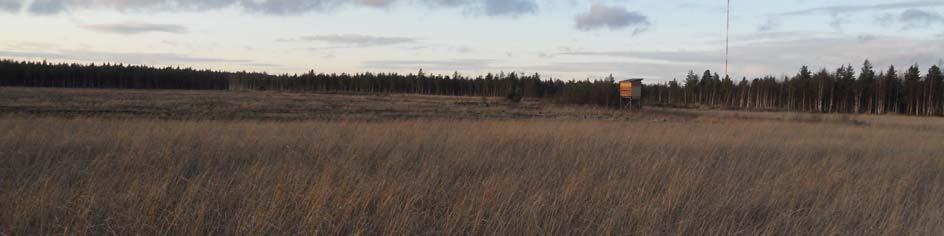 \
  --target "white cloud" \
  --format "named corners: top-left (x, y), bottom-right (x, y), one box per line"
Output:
top-left (83, 23), bottom-right (188, 34)
top-left (286, 34), bottom-right (417, 47)
top-left (899, 9), bottom-right (944, 29)
top-left (356, 0), bottom-right (394, 7)
top-left (0, 0), bottom-right (21, 12)
top-left (761, 1), bottom-right (944, 31)
top-left (757, 16), bottom-right (780, 32)
top-left (554, 35), bottom-right (944, 79)
top-left (782, 1), bottom-right (944, 16)
top-left (421, 0), bottom-right (535, 16)
top-left (6, 0), bottom-right (539, 17)
top-left (482, 0), bottom-right (536, 17)
top-left (362, 58), bottom-right (495, 71)
top-left (0, 49), bottom-right (261, 65)
top-left (575, 4), bottom-right (649, 31)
